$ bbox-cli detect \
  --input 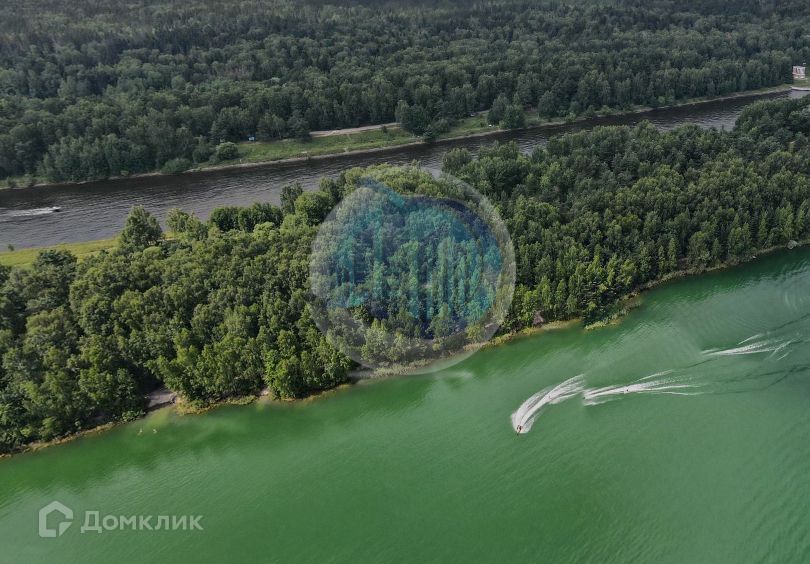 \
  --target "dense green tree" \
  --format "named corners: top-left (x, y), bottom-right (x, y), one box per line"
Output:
top-left (396, 101), bottom-right (431, 135)
top-left (119, 206), bottom-right (163, 252)
top-left (167, 209), bottom-right (208, 241)
top-left (286, 111), bottom-right (311, 141)
top-left (281, 184), bottom-right (304, 215)
top-left (214, 142), bottom-right (239, 162)
top-left (537, 92), bottom-right (560, 119)
top-left (501, 105), bottom-right (527, 129)
top-left (487, 95), bottom-right (509, 126)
